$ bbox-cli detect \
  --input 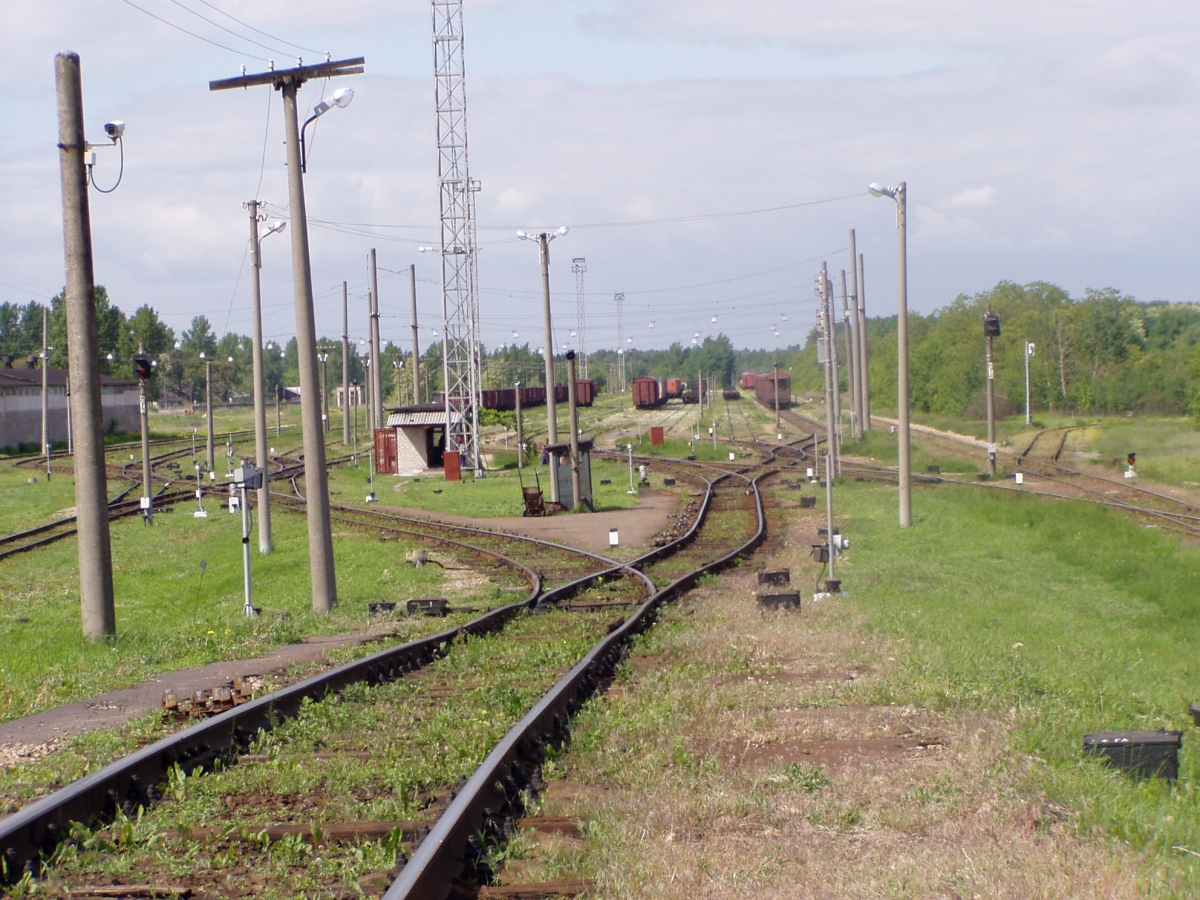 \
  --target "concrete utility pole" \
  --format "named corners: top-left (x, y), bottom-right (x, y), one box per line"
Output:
top-left (246, 199), bottom-right (273, 553)
top-left (205, 359), bottom-right (214, 471)
top-left (1027, 340), bottom-right (1036, 427)
top-left (56, 51), bottom-right (115, 638)
top-left (538, 233), bottom-right (558, 449)
top-left (820, 291), bottom-right (836, 586)
top-left (852, 233), bottom-right (870, 432)
top-left (566, 351), bottom-right (583, 510)
top-left (821, 263), bottom-right (841, 474)
top-left (342, 282), bottom-right (350, 446)
top-left (410, 264), bottom-right (421, 405)
top-left (841, 269), bottom-right (861, 440)
top-left (211, 58), bottom-right (362, 614)
top-left (774, 362), bottom-right (781, 432)
top-left (41, 307), bottom-right (50, 479)
top-left (368, 249), bottom-right (383, 430)
top-left (515, 379), bottom-right (523, 469)
top-left (869, 183), bottom-right (911, 525)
